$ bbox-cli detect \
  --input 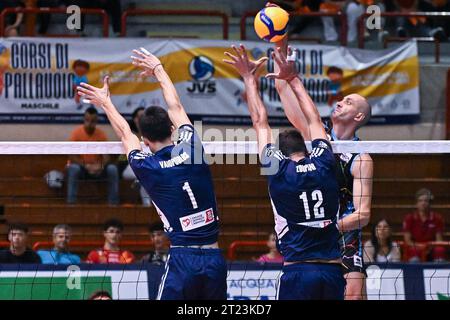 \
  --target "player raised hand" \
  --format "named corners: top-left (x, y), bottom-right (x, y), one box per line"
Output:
top-left (77, 76), bottom-right (111, 108)
top-left (223, 44), bottom-right (268, 79)
top-left (265, 46), bottom-right (297, 81)
top-left (131, 47), bottom-right (163, 78)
